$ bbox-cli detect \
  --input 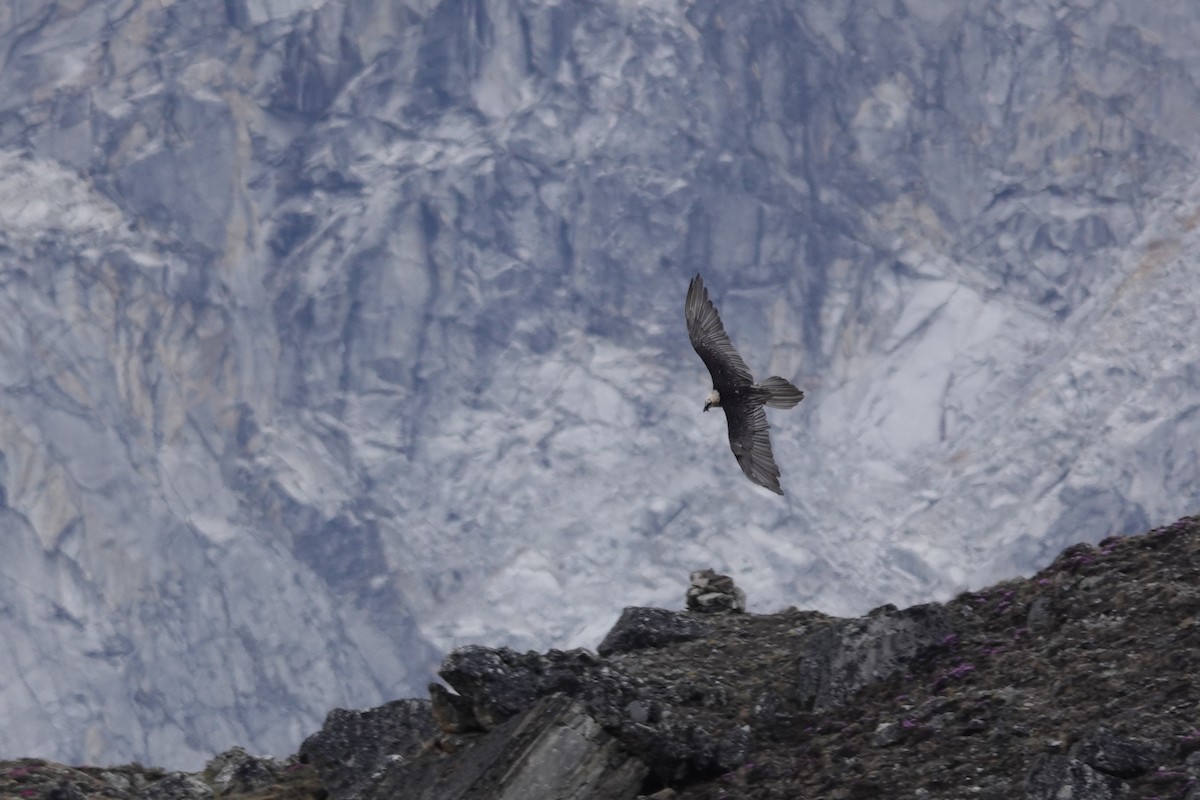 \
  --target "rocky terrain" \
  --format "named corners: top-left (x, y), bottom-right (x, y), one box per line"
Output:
top-left (4, 514), bottom-right (1199, 799)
